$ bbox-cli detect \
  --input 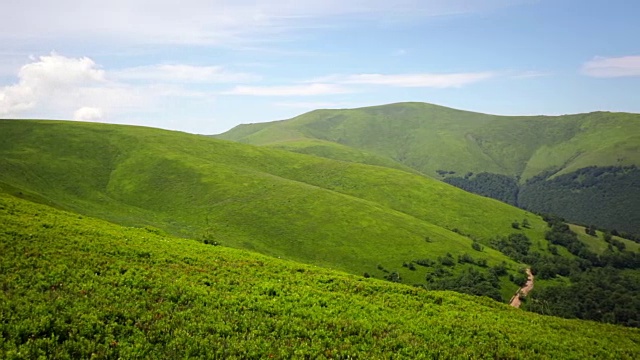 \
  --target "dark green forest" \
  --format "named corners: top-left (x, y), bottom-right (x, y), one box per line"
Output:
top-left (520, 166), bottom-right (640, 237)
top-left (518, 216), bottom-right (640, 327)
top-left (397, 211), bottom-right (640, 327)
top-left (444, 173), bottom-right (519, 205)
top-left (525, 267), bottom-right (640, 327)
top-left (444, 166), bottom-right (640, 237)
